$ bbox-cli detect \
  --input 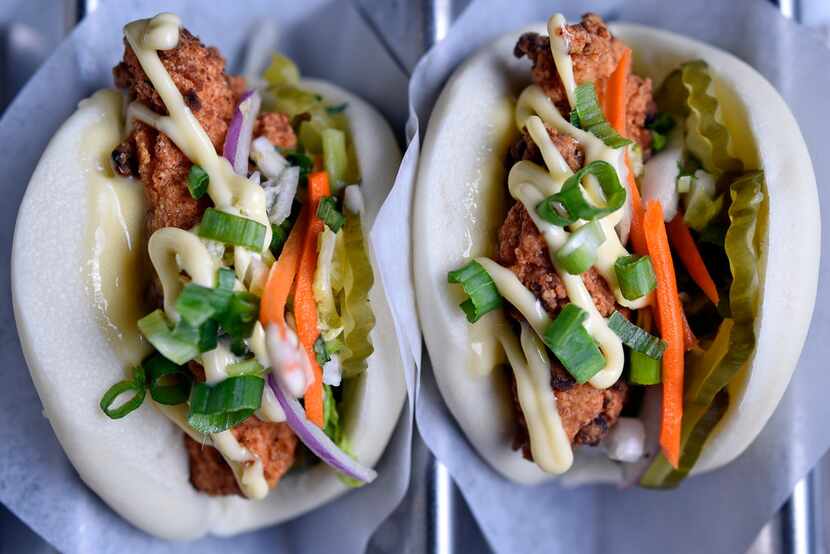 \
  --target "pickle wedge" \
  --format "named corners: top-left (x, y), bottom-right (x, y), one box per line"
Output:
top-left (640, 389), bottom-right (730, 488)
